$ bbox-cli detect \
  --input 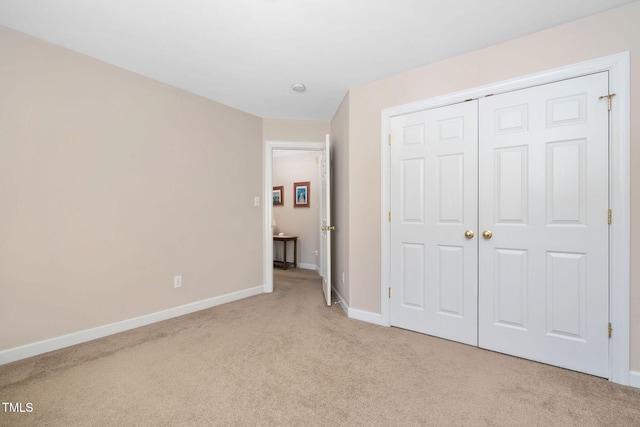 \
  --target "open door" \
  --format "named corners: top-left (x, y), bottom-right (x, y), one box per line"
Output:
top-left (320, 134), bottom-right (333, 306)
